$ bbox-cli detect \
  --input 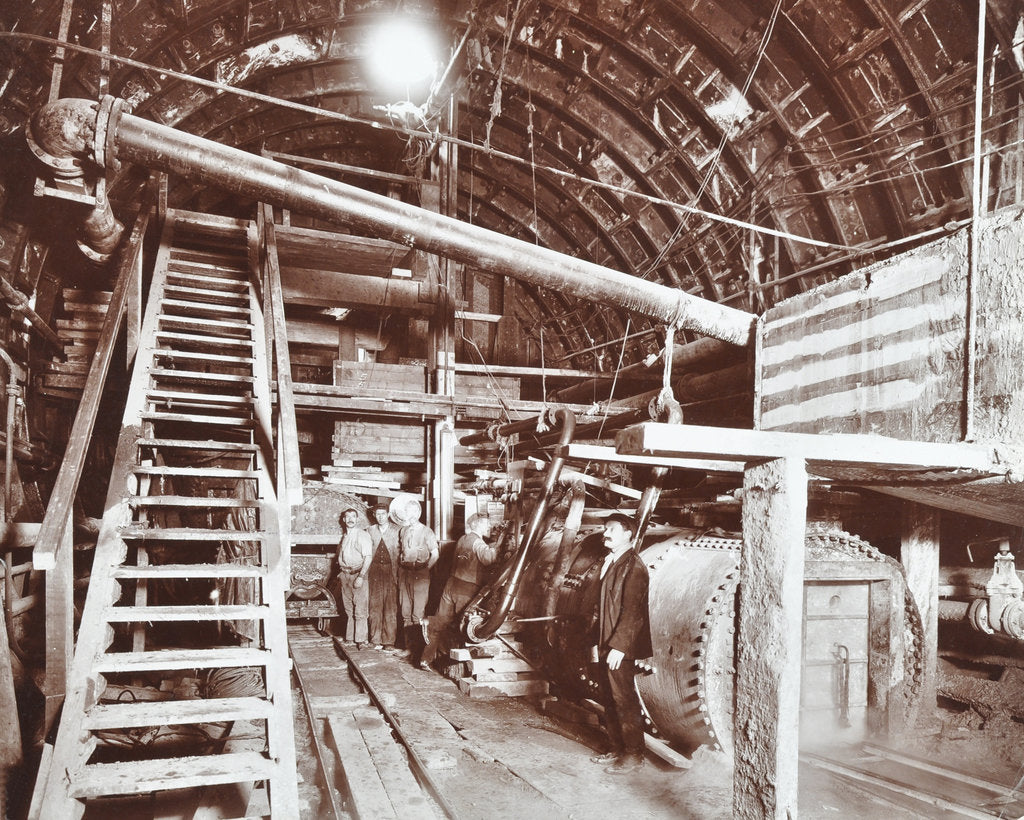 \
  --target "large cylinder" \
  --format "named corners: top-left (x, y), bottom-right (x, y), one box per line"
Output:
top-left (519, 524), bottom-right (923, 755)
